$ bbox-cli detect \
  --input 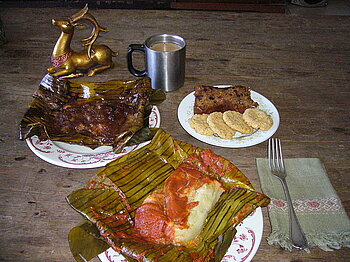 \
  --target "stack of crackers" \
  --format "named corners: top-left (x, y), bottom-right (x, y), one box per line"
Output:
top-left (189, 108), bottom-right (273, 139)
